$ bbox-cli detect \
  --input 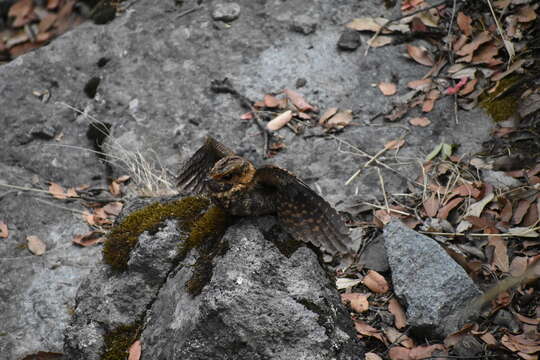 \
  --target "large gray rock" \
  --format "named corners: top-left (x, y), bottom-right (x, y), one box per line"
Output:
top-left (0, 0), bottom-right (494, 357)
top-left (64, 203), bottom-right (363, 359)
top-left (383, 220), bottom-right (482, 338)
